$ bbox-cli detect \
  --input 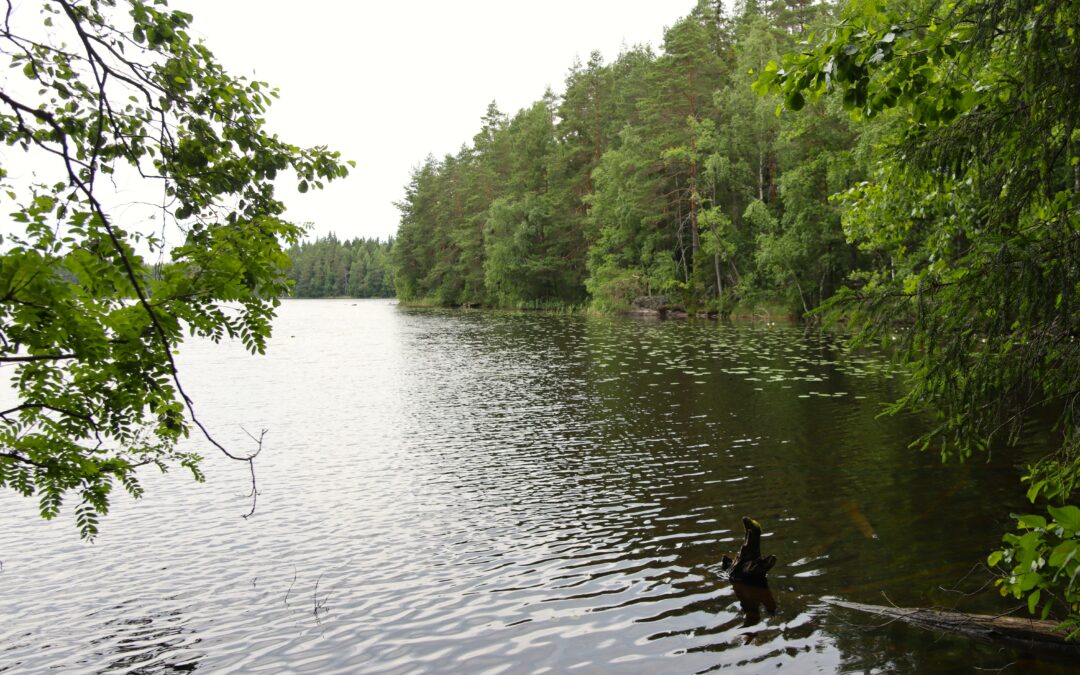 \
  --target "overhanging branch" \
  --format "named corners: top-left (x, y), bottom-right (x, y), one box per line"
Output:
top-left (0, 354), bottom-right (77, 363)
